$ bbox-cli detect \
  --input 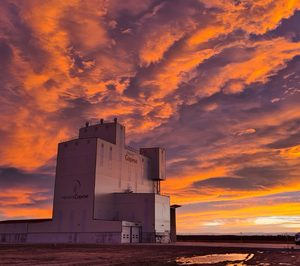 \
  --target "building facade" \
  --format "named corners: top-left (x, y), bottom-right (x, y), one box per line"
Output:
top-left (0, 119), bottom-right (177, 244)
